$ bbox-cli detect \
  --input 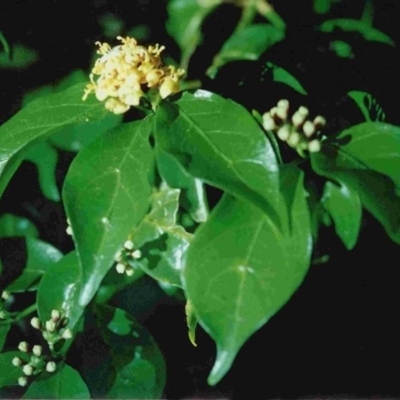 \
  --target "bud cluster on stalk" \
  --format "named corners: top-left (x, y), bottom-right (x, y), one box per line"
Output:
top-left (114, 239), bottom-right (142, 276)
